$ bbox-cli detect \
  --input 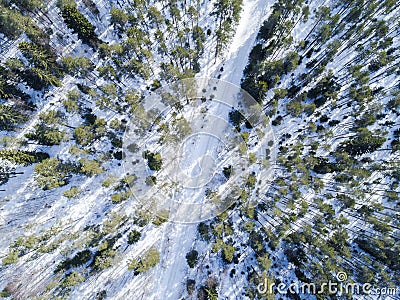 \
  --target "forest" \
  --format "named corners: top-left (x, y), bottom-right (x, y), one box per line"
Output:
top-left (0, 0), bottom-right (399, 299)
